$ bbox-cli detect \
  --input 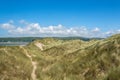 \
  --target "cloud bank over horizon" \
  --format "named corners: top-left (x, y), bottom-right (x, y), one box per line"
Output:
top-left (0, 20), bottom-right (120, 38)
